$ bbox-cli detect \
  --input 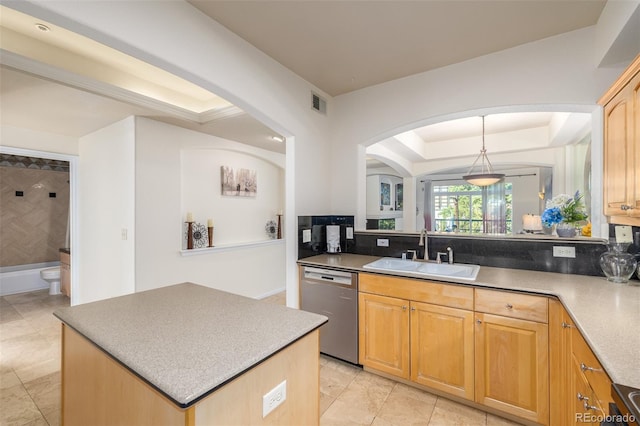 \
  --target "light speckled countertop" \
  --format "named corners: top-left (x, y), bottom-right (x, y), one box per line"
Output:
top-left (298, 254), bottom-right (640, 389)
top-left (53, 283), bottom-right (327, 408)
